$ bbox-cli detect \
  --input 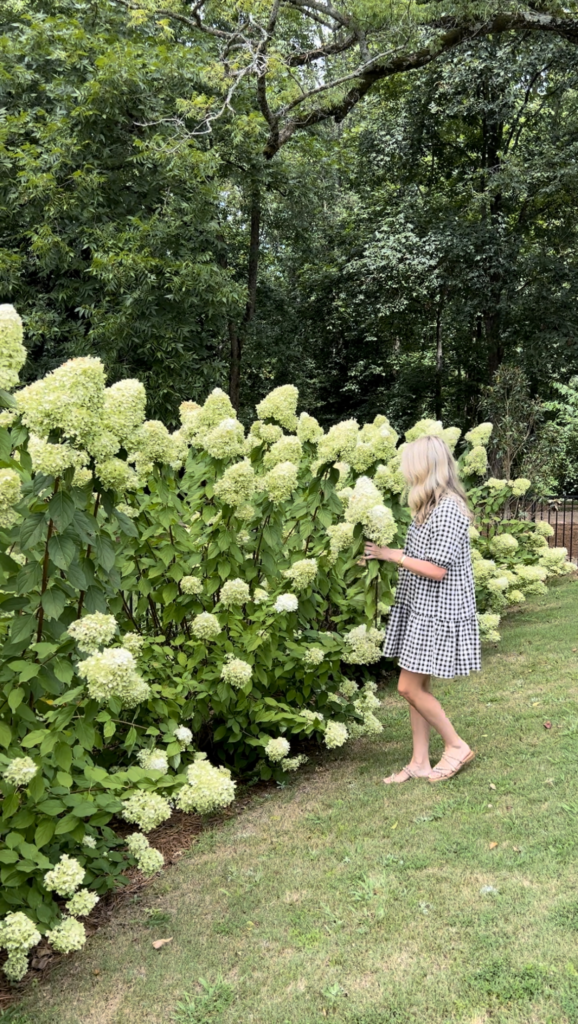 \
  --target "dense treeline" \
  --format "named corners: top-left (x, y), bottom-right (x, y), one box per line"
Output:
top-left (1, 0), bottom-right (578, 486)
